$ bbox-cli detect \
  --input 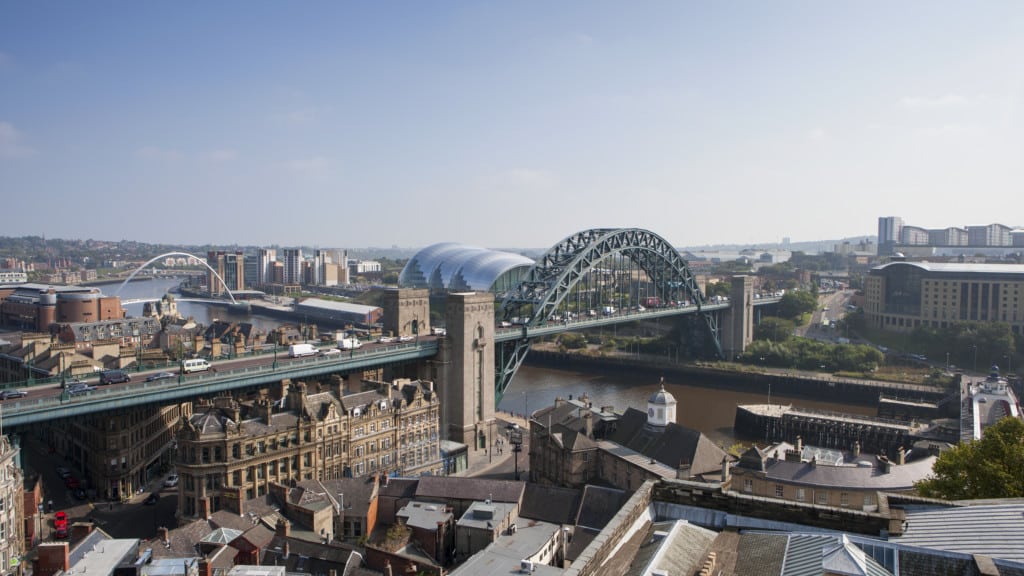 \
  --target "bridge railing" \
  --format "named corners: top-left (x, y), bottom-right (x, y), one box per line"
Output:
top-left (0, 340), bottom-right (433, 417)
